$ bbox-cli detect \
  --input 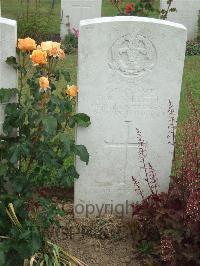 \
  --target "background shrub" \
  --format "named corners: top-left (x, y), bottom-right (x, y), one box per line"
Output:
top-left (62, 29), bottom-right (79, 54)
top-left (198, 12), bottom-right (200, 41)
top-left (186, 41), bottom-right (200, 56)
top-left (2, 0), bottom-right (61, 43)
